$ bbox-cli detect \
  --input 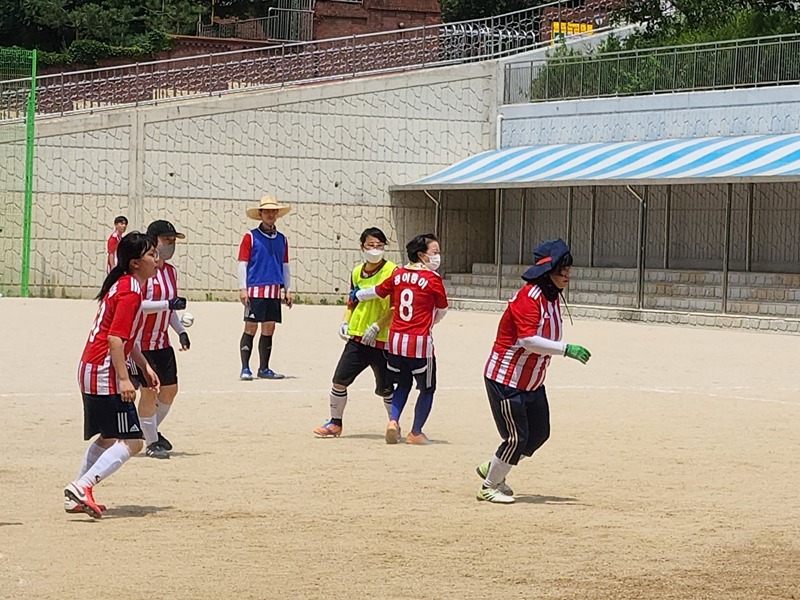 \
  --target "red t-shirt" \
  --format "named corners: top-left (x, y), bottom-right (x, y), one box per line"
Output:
top-left (375, 265), bottom-right (448, 358)
top-left (484, 283), bottom-right (563, 391)
top-left (78, 275), bottom-right (144, 395)
top-left (140, 262), bottom-right (179, 351)
top-left (106, 231), bottom-right (121, 273)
